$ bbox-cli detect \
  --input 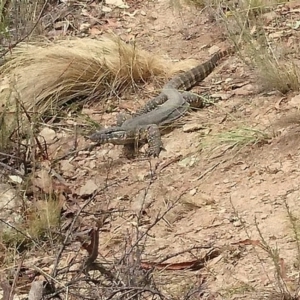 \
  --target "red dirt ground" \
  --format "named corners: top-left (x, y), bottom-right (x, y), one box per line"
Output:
top-left (6, 0), bottom-right (300, 299)
top-left (53, 0), bottom-right (300, 298)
